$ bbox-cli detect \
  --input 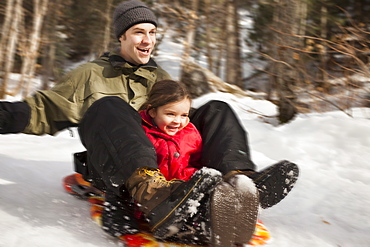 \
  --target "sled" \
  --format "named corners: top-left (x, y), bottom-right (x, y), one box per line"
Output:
top-left (63, 173), bottom-right (271, 247)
